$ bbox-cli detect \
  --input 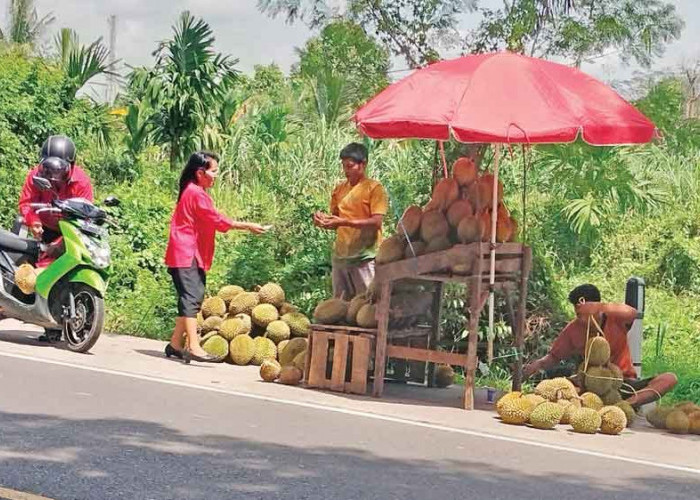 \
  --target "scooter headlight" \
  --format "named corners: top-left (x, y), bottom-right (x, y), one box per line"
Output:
top-left (78, 232), bottom-right (111, 269)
